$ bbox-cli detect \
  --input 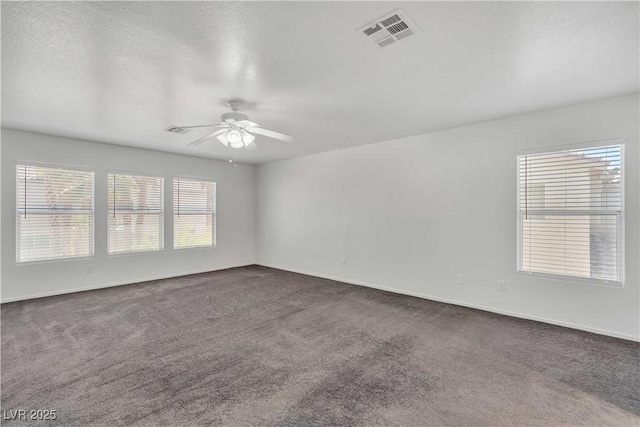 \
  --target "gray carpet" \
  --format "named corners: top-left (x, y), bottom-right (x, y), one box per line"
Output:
top-left (1, 266), bottom-right (639, 426)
